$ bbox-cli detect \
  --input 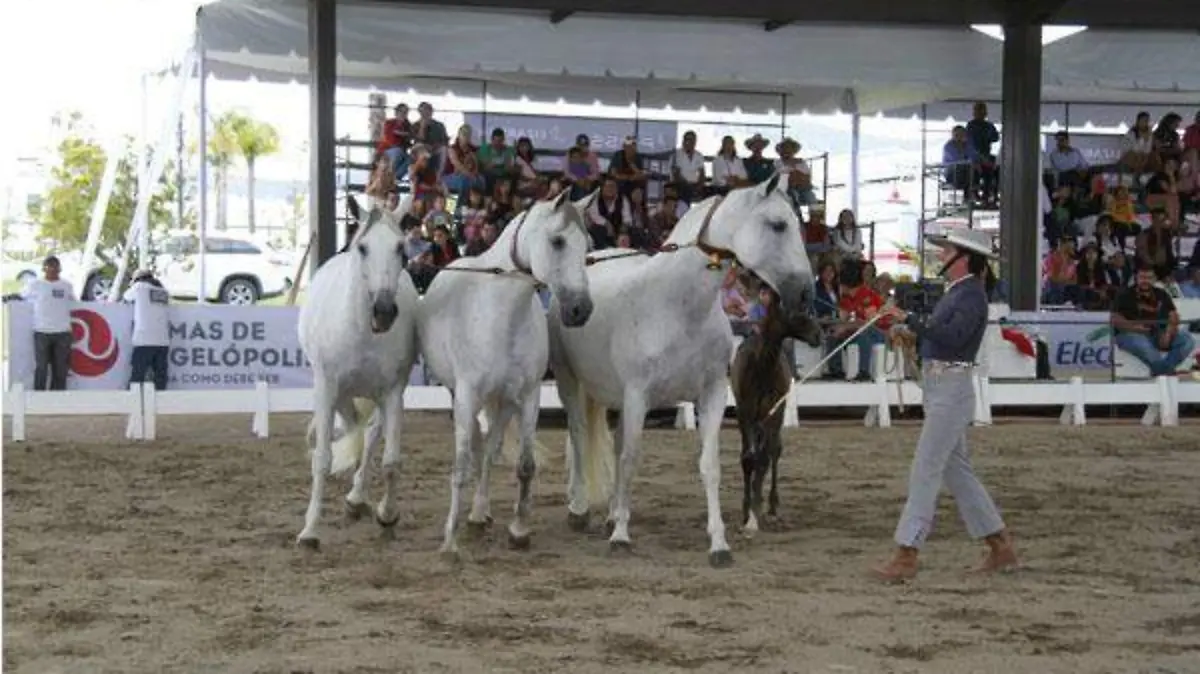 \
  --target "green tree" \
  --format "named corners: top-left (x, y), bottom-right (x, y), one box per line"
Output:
top-left (230, 114), bottom-right (281, 234)
top-left (208, 110), bottom-right (240, 231)
top-left (30, 113), bottom-right (173, 263)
